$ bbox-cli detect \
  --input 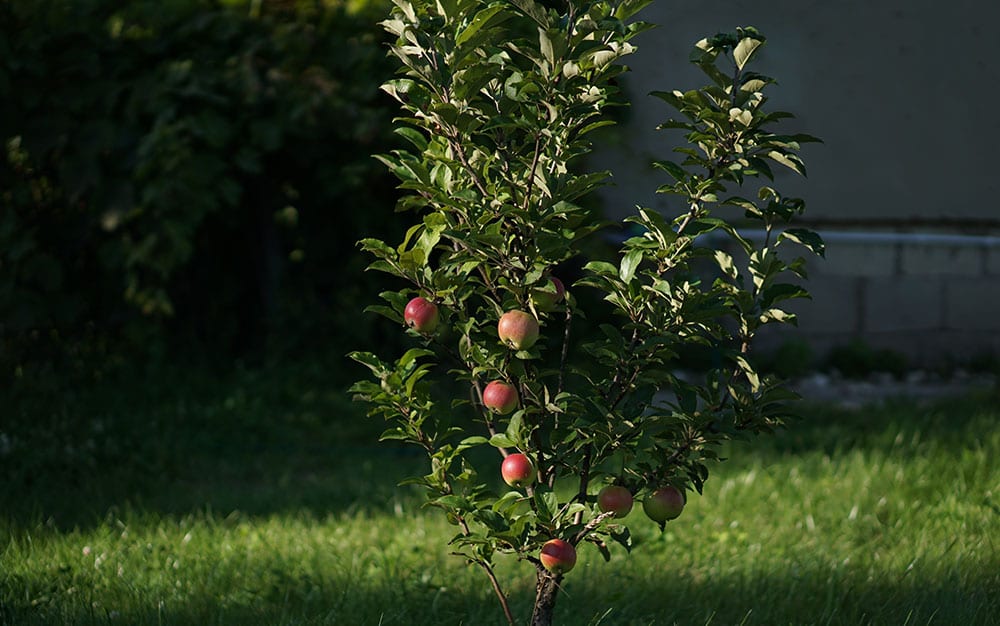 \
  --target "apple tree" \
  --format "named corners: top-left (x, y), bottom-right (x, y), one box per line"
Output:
top-left (349, 1), bottom-right (822, 624)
